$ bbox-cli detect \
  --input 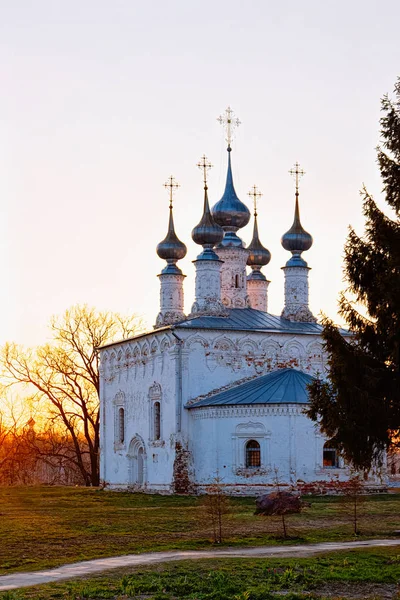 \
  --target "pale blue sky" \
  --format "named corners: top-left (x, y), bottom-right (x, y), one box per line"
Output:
top-left (0, 0), bottom-right (399, 344)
